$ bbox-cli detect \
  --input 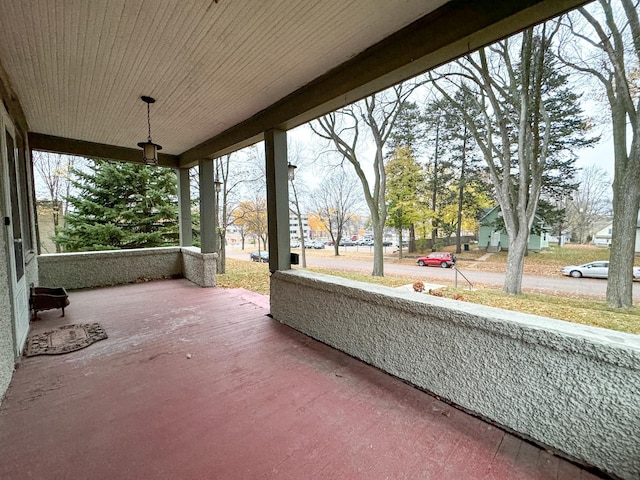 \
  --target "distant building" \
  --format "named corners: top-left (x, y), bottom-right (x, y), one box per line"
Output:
top-left (289, 214), bottom-right (309, 240)
top-left (36, 200), bottom-right (60, 254)
top-left (592, 215), bottom-right (640, 252)
top-left (592, 224), bottom-right (613, 247)
top-left (478, 206), bottom-right (550, 252)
